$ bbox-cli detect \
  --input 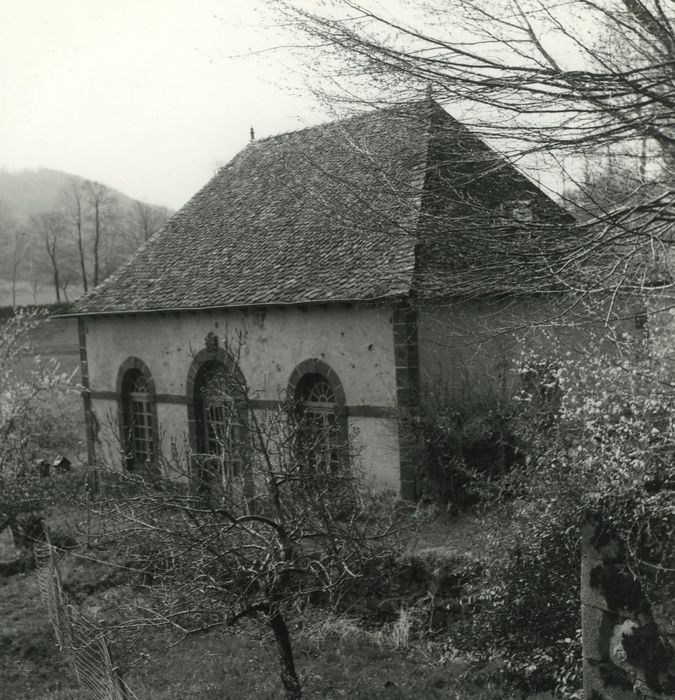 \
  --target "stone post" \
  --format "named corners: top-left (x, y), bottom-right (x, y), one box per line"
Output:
top-left (581, 514), bottom-right (675, 699)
